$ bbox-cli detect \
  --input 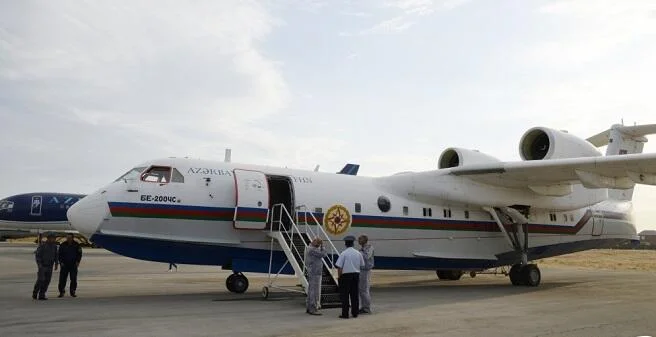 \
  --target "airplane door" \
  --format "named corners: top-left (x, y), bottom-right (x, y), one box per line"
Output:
top-left (233, 169), bottom-right (269, 230)
top-left (592, 216), bottom-right (604, 236)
